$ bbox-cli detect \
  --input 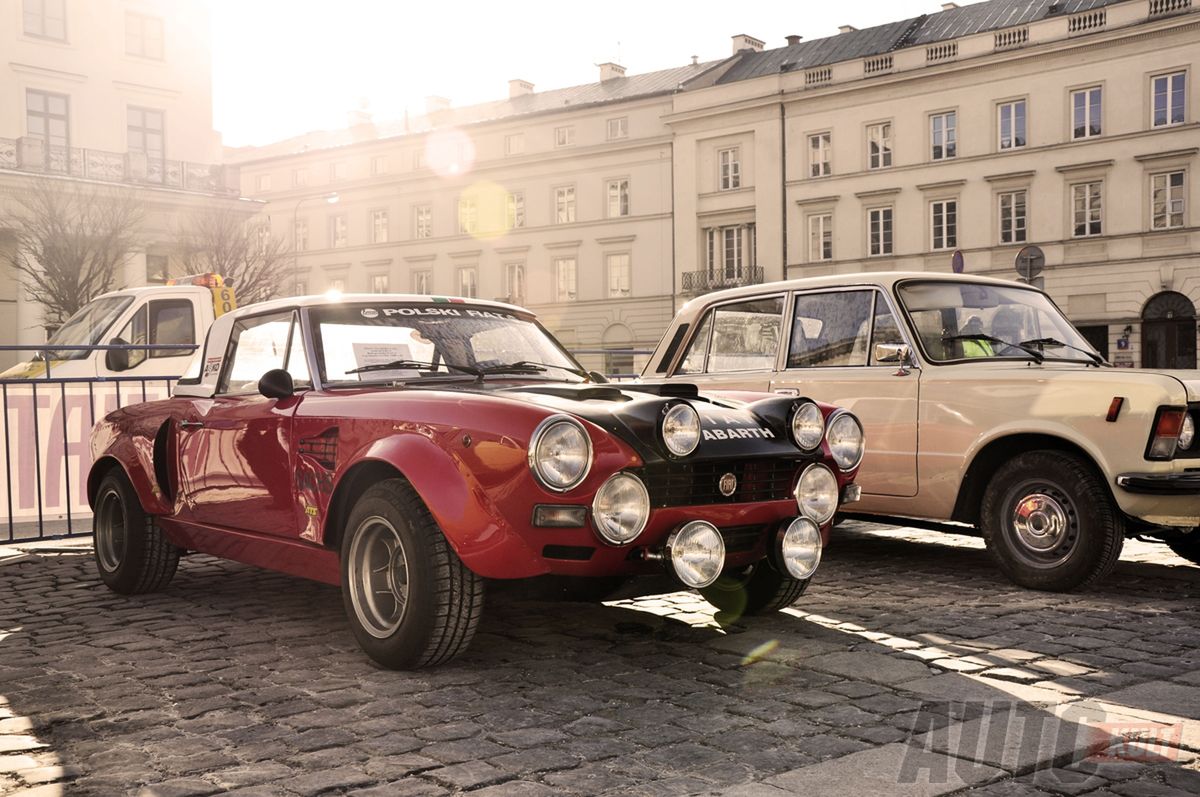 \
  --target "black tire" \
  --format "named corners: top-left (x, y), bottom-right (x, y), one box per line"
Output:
top-left (340, 478), bottom-right (484, 669)
top-left (701, 562), bottom-right (810, 620)
top-left (93, 469), bottom-right (179, 594)
top-left (1166, 529), bottom-right (1200, 566)
top-left (980, 451), bottom-right (1124, 592)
